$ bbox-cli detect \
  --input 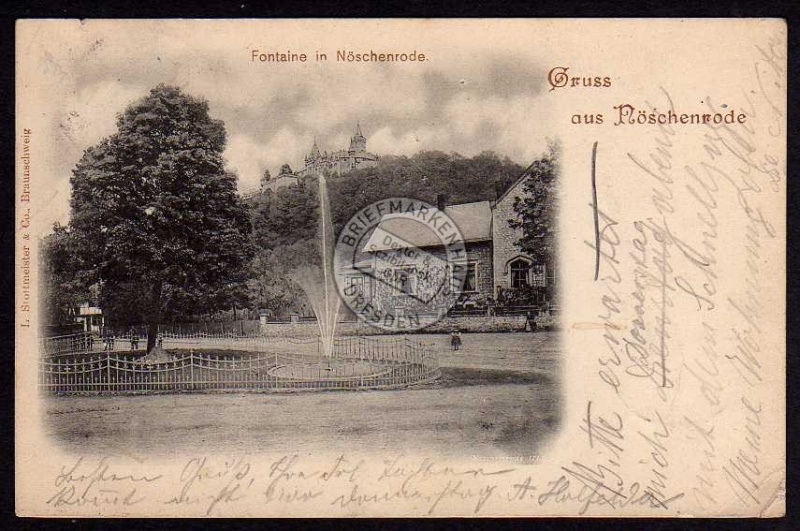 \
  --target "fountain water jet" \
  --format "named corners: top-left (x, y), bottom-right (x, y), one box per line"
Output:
top-left (258, 174), bottom-right (441, 388)
top-left (289, 173), bottom-right (342, 359)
